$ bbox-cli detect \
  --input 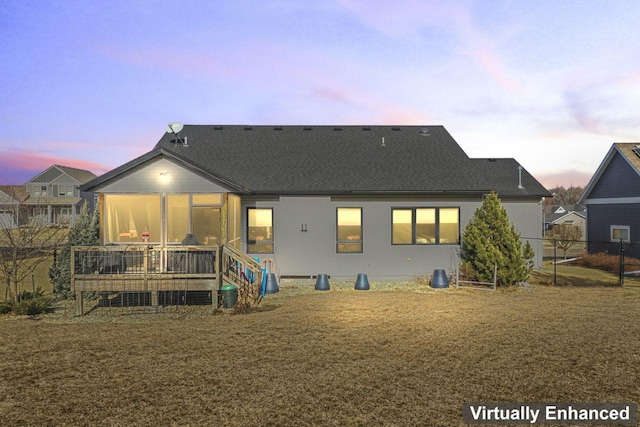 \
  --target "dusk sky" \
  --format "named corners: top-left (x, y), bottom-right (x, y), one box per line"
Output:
top-left (2, 1), bottom-right (639, 188)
